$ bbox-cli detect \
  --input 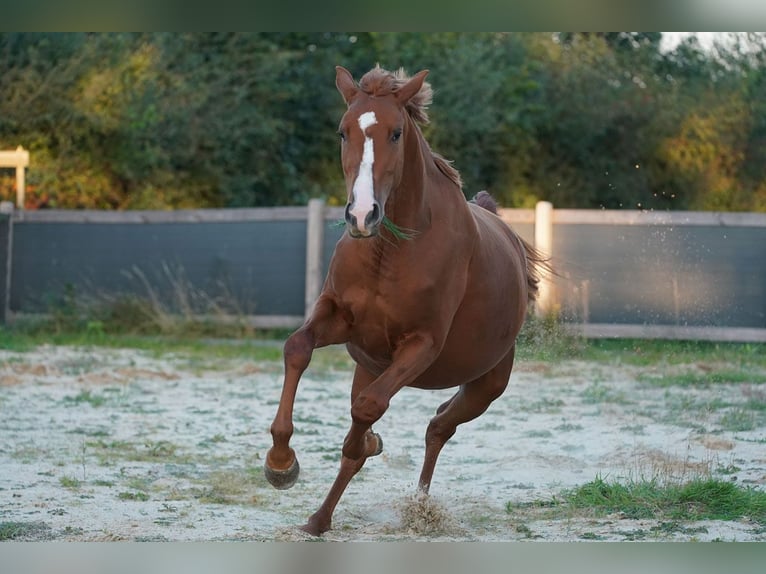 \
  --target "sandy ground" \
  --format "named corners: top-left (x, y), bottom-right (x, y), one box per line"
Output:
top-left (1, 343), bottom-right (765, 542)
